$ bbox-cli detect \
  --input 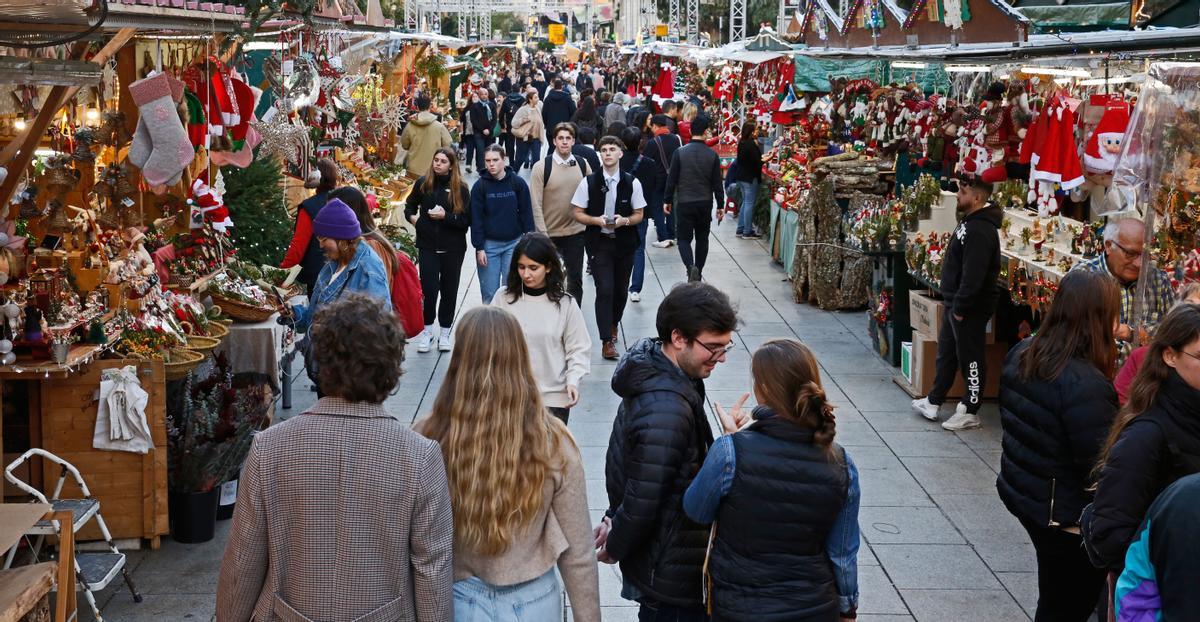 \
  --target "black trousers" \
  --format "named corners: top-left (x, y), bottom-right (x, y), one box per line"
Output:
top-left (1020, 518), bottom-right (1105, 622)
top-left (500, 133), bottom-right (515, 163)
top-left (589, 236), bottom-right (635, 343)
top-left (928, 308), bottom-right (989, 414)
top-left (547, 406), bottom-right (569, 424)
top-left (675, 202), bottom-right (712, 273)
top-left (417, 247), bottom-right (465, 328)
top-left (553, 232), bottom-right (586, 307)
